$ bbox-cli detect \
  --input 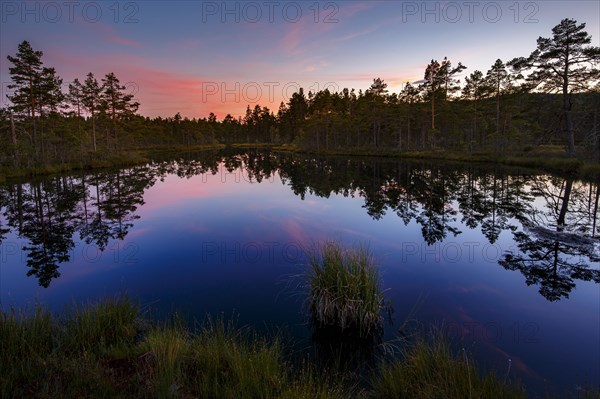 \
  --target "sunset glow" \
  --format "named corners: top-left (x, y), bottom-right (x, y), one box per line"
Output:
top-left (2, 1), bottom-right (598, 119)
